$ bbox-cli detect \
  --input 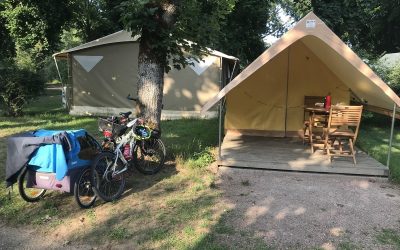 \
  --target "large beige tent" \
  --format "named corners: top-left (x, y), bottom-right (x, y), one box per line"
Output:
top-left (202, 12), bottom-right (400, 137)
top-left (54, 31), bottom-right (238, 119)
